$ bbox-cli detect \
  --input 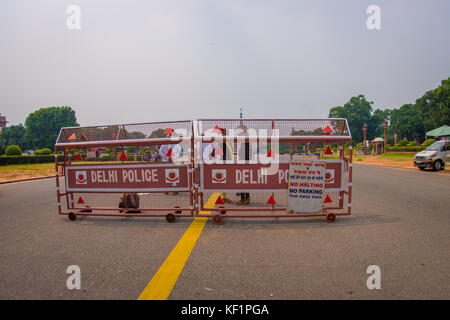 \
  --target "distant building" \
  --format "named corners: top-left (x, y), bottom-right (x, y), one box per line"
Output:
top-left (0, 114), bottom-right (8, 132)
